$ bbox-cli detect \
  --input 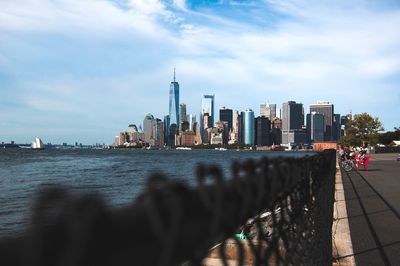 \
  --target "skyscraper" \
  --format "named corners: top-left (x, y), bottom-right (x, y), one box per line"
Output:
top-left (243, 109), bottom-right (255, 145)
top-left (309, 102), bottom-right (334, 141)
top-left (306, 112), bottom-right (324, 142)
top-left (238, 112), bottom-right (244, 145)
top-left (271, 117), bottom-right (282, 145)
top-left (169, 68), bottom-right (180, 129)
top-left (187, 114), bottom-right (196, 132)
top-left (229, 110), bottom-right (239, 144)
top-left (201, 95), bottom-right (215, 128)
top-left (260, 103), bottom-right (276, 121)
top-left (143, 113), bottom-right (156, 144)
top-left (219, 107), bottom-right (233, 131)
top-left (255, 116), bottom-right (271, 146)
top-left (179, 103), bottom-right (187, 130)
top-left (282, 101), bottom-right (304, 131)
top-left (282, 101), bottom-right (305, 145)
top-left (333, 114), bottom-right (341, 141)
top-left (340, 115), bottom-right (350, 137)
top-left (153, 119), bottom-right (164, 147)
